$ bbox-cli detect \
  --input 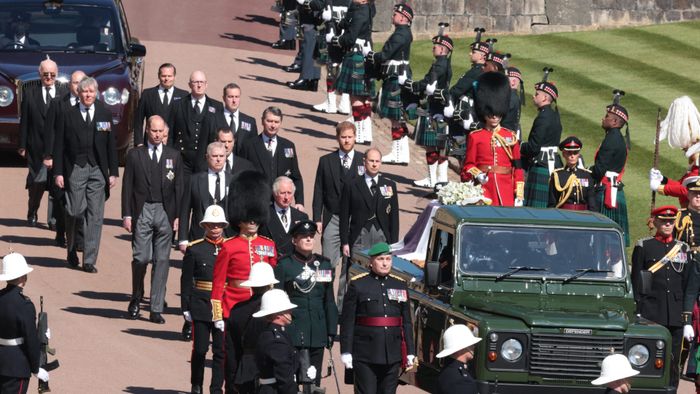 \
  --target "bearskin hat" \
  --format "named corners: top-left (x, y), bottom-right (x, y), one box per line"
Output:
top-left (475, 71), bottom-right (511, 120)
top-left (228, 170), bottom-right (270, 226)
